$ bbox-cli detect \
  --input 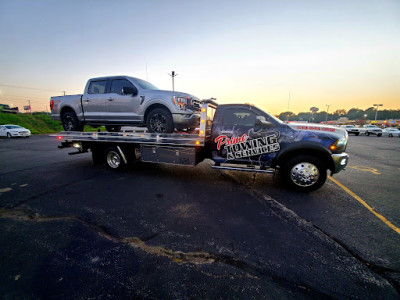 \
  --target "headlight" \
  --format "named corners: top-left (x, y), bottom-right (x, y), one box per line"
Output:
top-left (173, 96), bottom-right (190, 110)
top-left (330, 137), bottom-right (347, 152)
